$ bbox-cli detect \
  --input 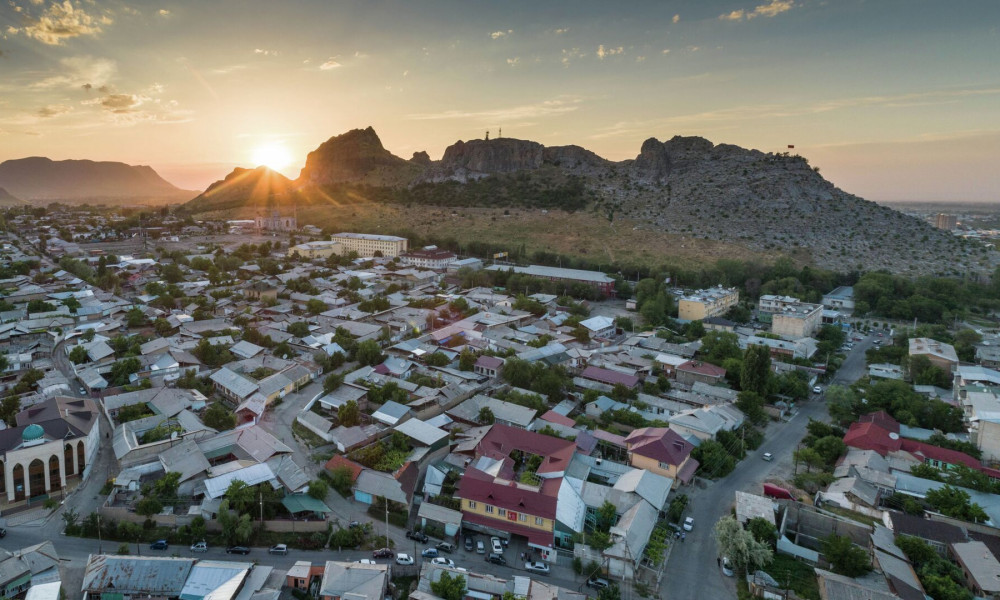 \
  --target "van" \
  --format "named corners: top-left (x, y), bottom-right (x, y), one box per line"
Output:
top-left (476, 540), bottom-right (485, 554)
top-left (436, 542), bottom-right (456, 554)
